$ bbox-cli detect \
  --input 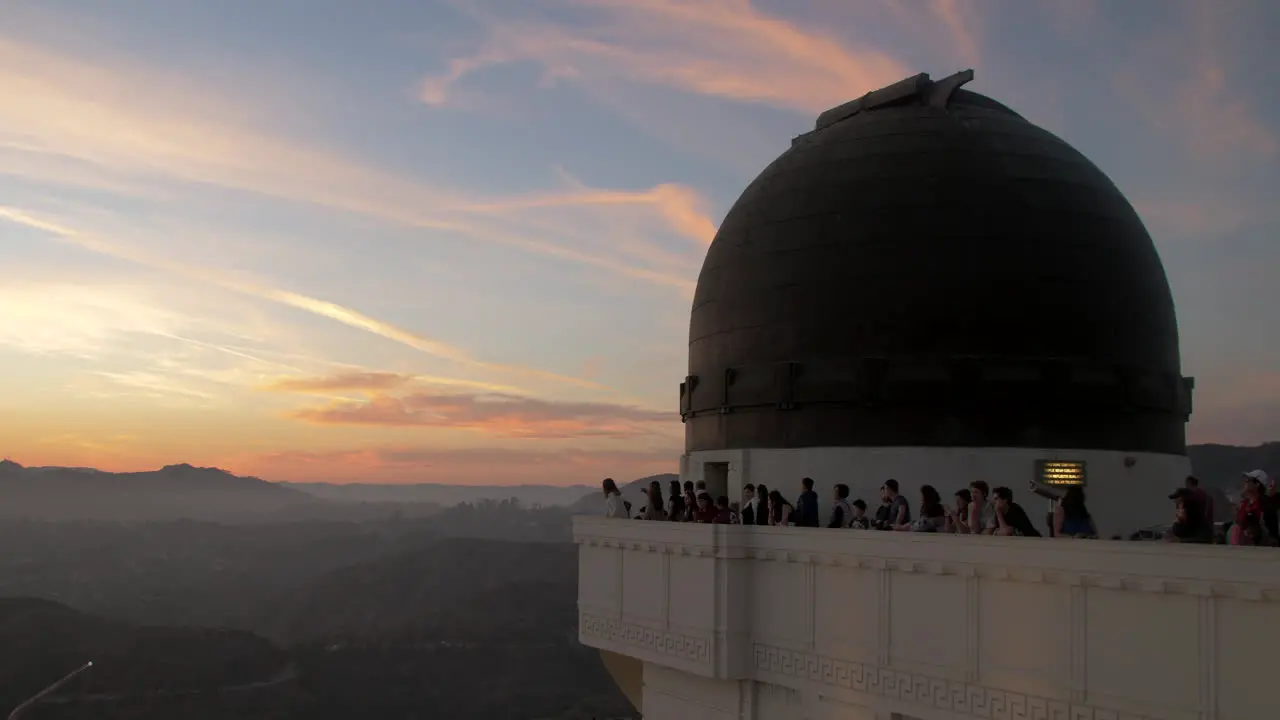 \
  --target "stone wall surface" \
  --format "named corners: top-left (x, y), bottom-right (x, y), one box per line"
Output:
top-left (575, 516), bottom-right (1280, 720)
